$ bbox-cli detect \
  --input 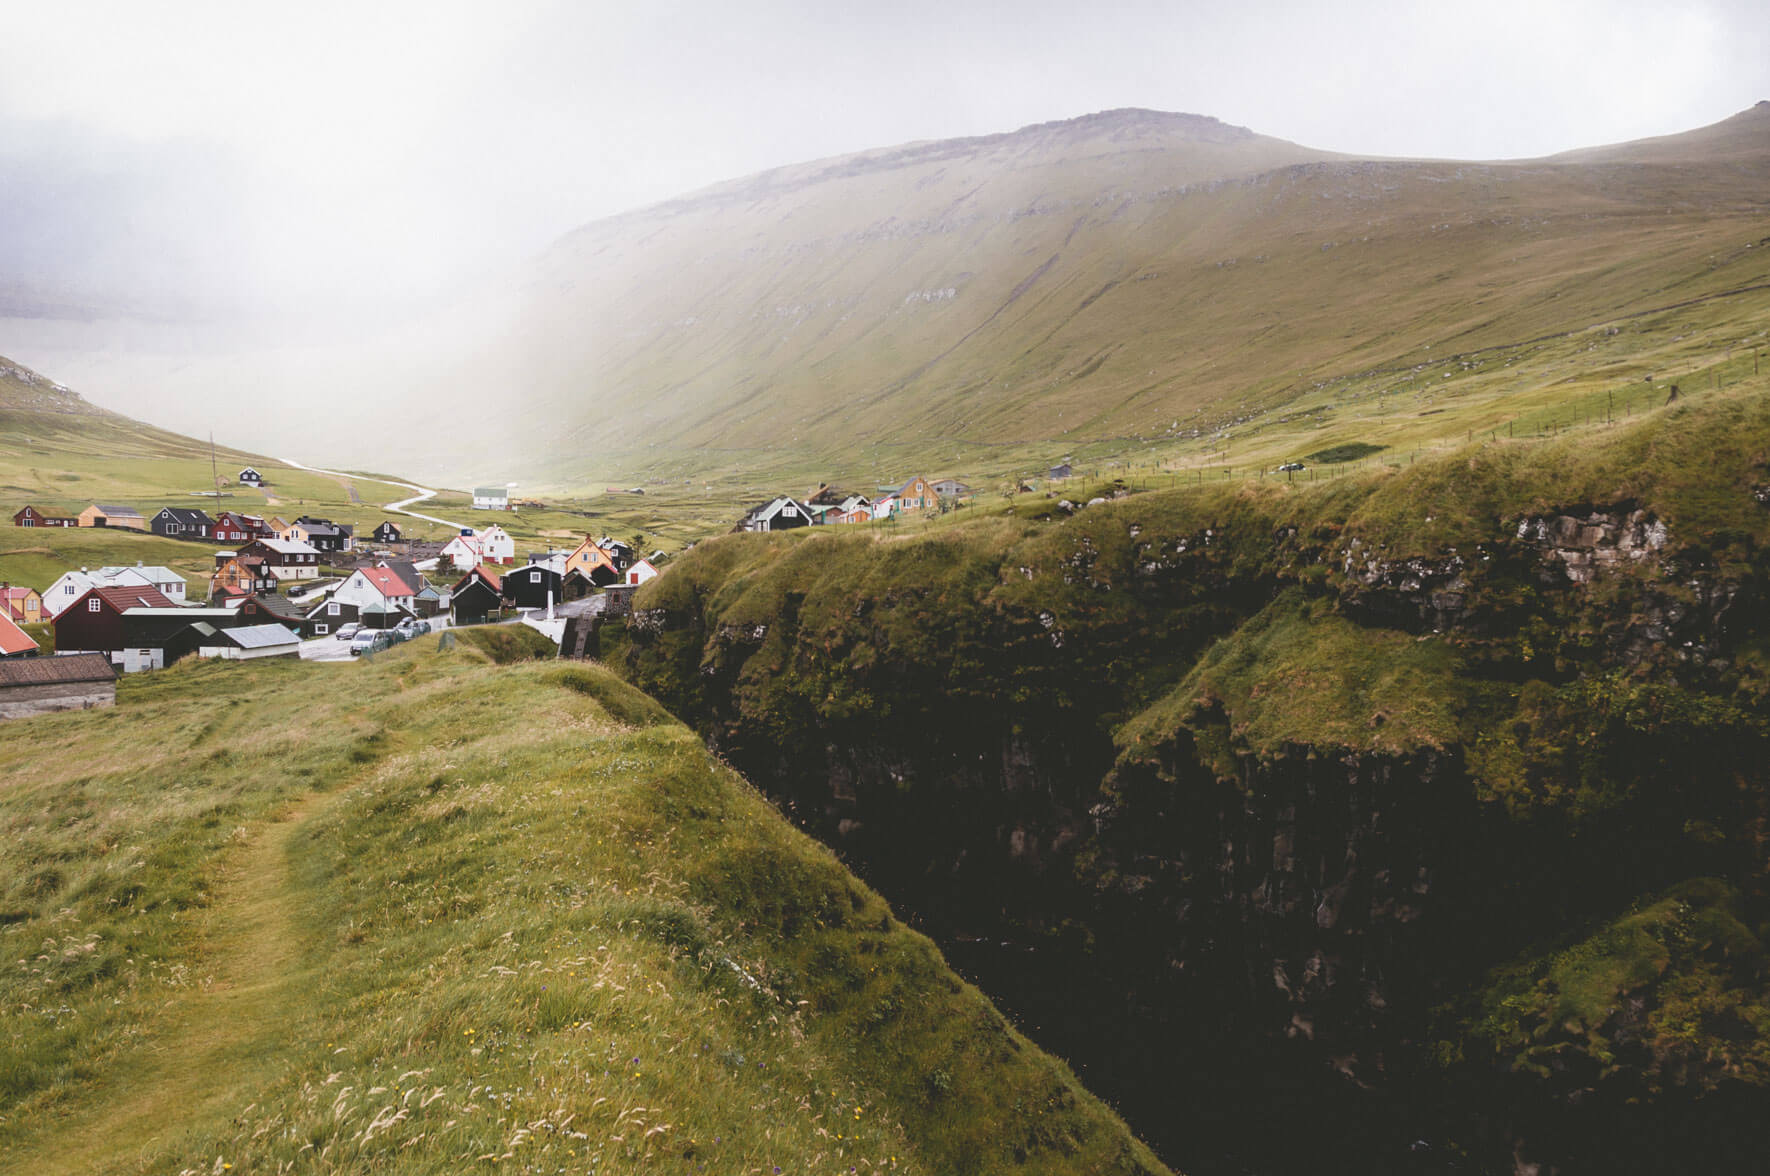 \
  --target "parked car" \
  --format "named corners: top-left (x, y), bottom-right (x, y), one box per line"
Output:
top-left (349, 629), bottom-right (392, 656)
top-left (394, 617), bottom-right (423, 639)
top-left (333, 622), bottom-right (363, 642)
